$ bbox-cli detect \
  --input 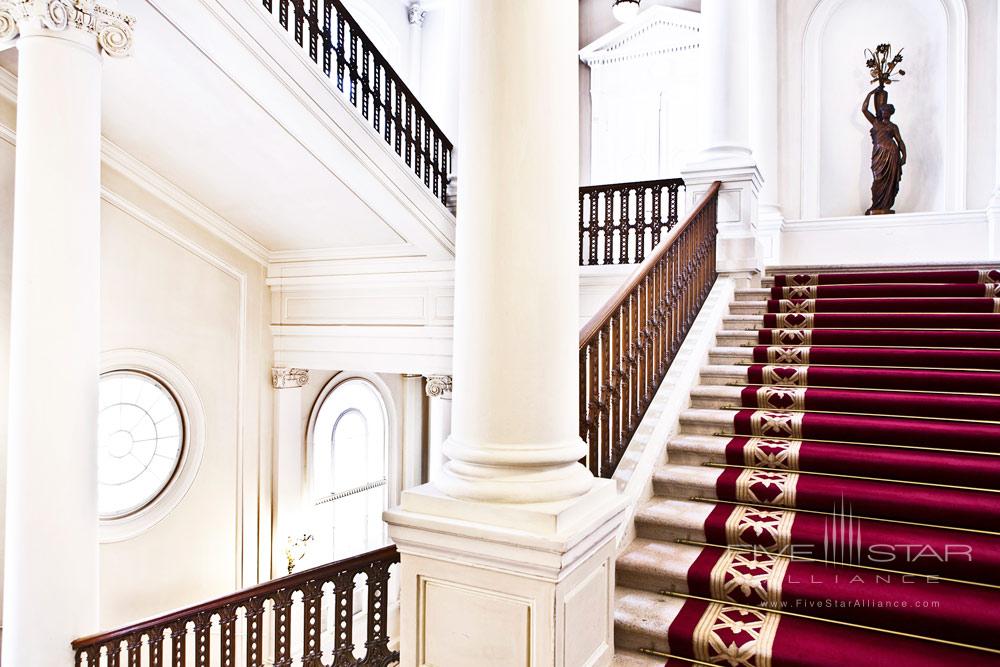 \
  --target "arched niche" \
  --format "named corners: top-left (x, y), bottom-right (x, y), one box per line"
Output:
top-left (799, 0), bottom-right (967, 217)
